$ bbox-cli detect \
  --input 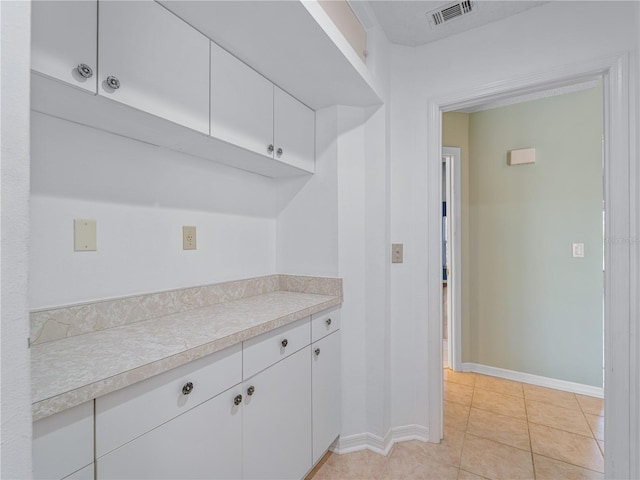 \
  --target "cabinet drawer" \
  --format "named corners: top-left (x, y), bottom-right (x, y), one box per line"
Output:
top-left (33, 401), bottom-right (94, 480)
top-left (311, 307), bottom-right (341, 343)
top-left (243, 317), bottom-right (310, 379)
top-left (96, 343), bottom-right (241, 457)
